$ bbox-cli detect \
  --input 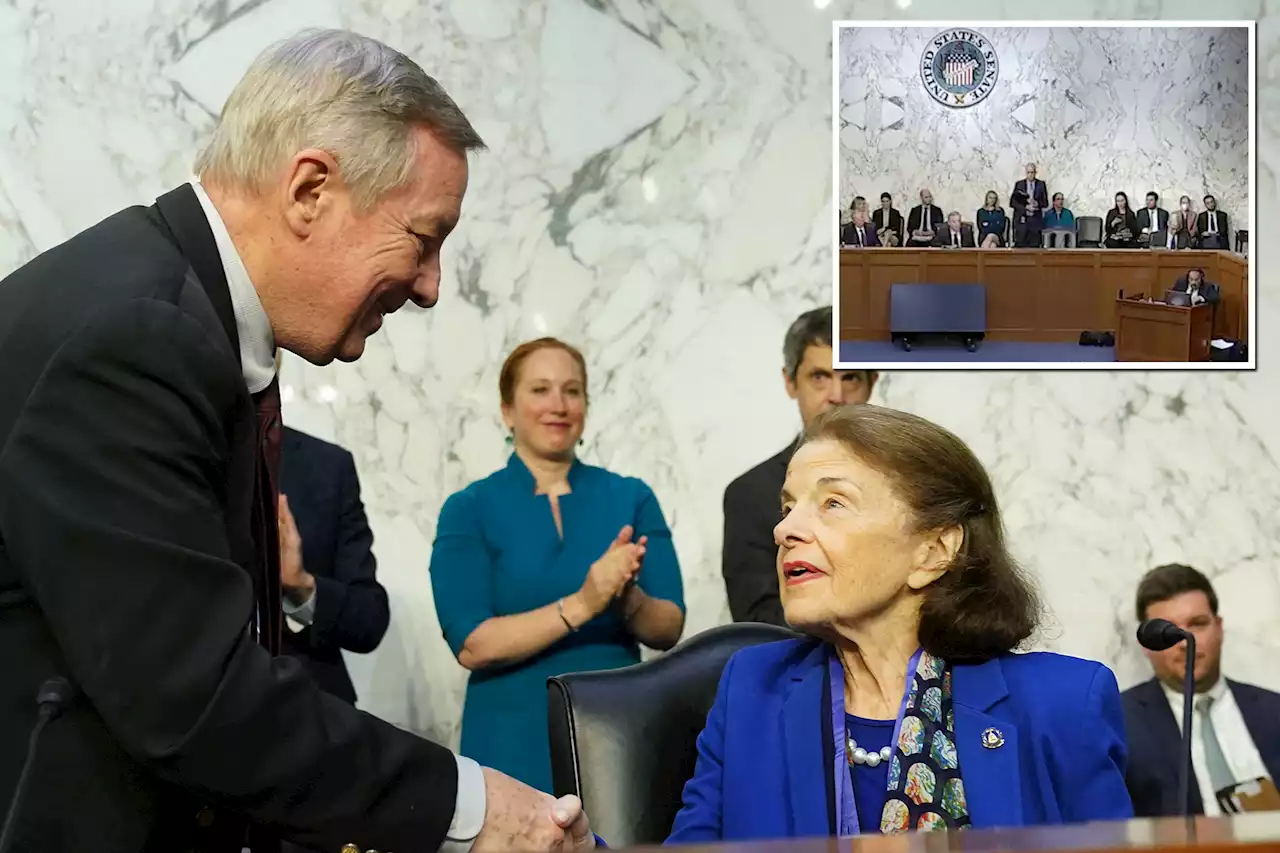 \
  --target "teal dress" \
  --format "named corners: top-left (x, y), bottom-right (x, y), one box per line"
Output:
top-left (430, 454), bottom-right (685, 792)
